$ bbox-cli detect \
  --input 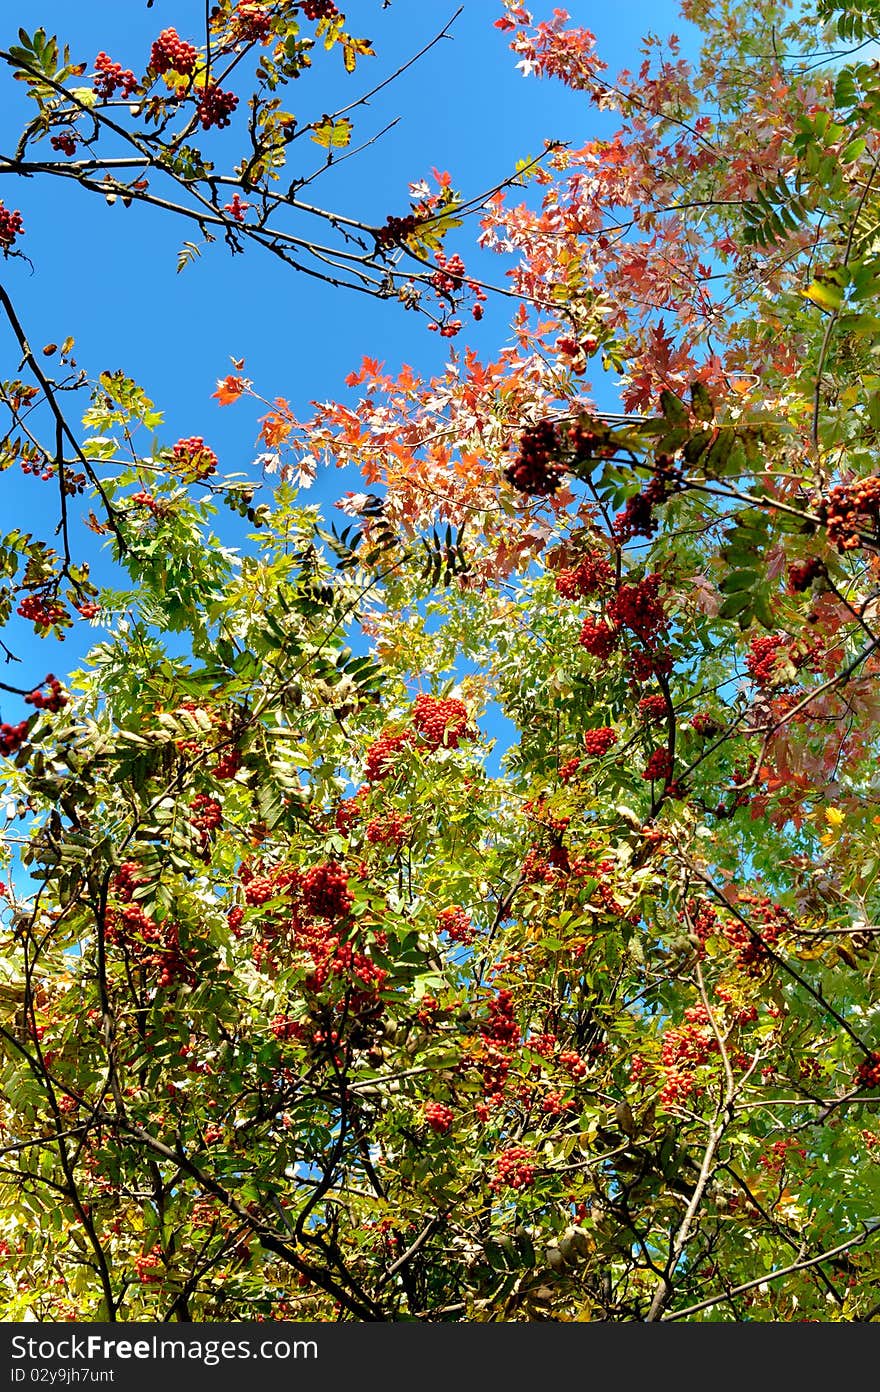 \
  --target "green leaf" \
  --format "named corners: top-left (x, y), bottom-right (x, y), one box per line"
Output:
top-left (310, 116), bottom-right (353, 149)
top-left (659, 389), bottom-right (688, 425)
